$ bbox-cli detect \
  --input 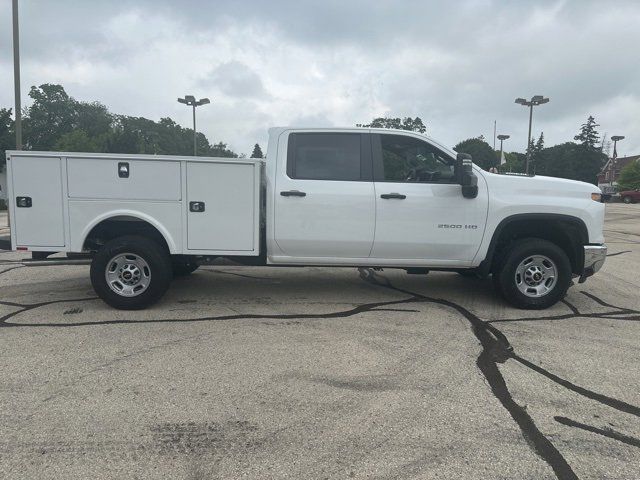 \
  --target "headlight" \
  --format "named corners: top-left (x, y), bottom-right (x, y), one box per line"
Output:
top-left (591, 193), bottom-right (602, 202)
